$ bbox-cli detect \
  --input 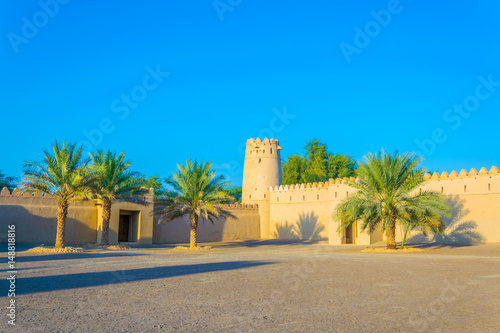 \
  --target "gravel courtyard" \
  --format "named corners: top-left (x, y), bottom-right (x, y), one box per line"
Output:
top-left (2, 241), bottom-right (500, 332)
